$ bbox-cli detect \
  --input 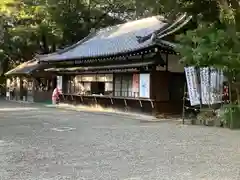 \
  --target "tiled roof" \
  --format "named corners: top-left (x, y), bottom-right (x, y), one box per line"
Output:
top-left (38, 14), bottom-right (189, 62)
top-left (5, 60), bottom-right (42, 76)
